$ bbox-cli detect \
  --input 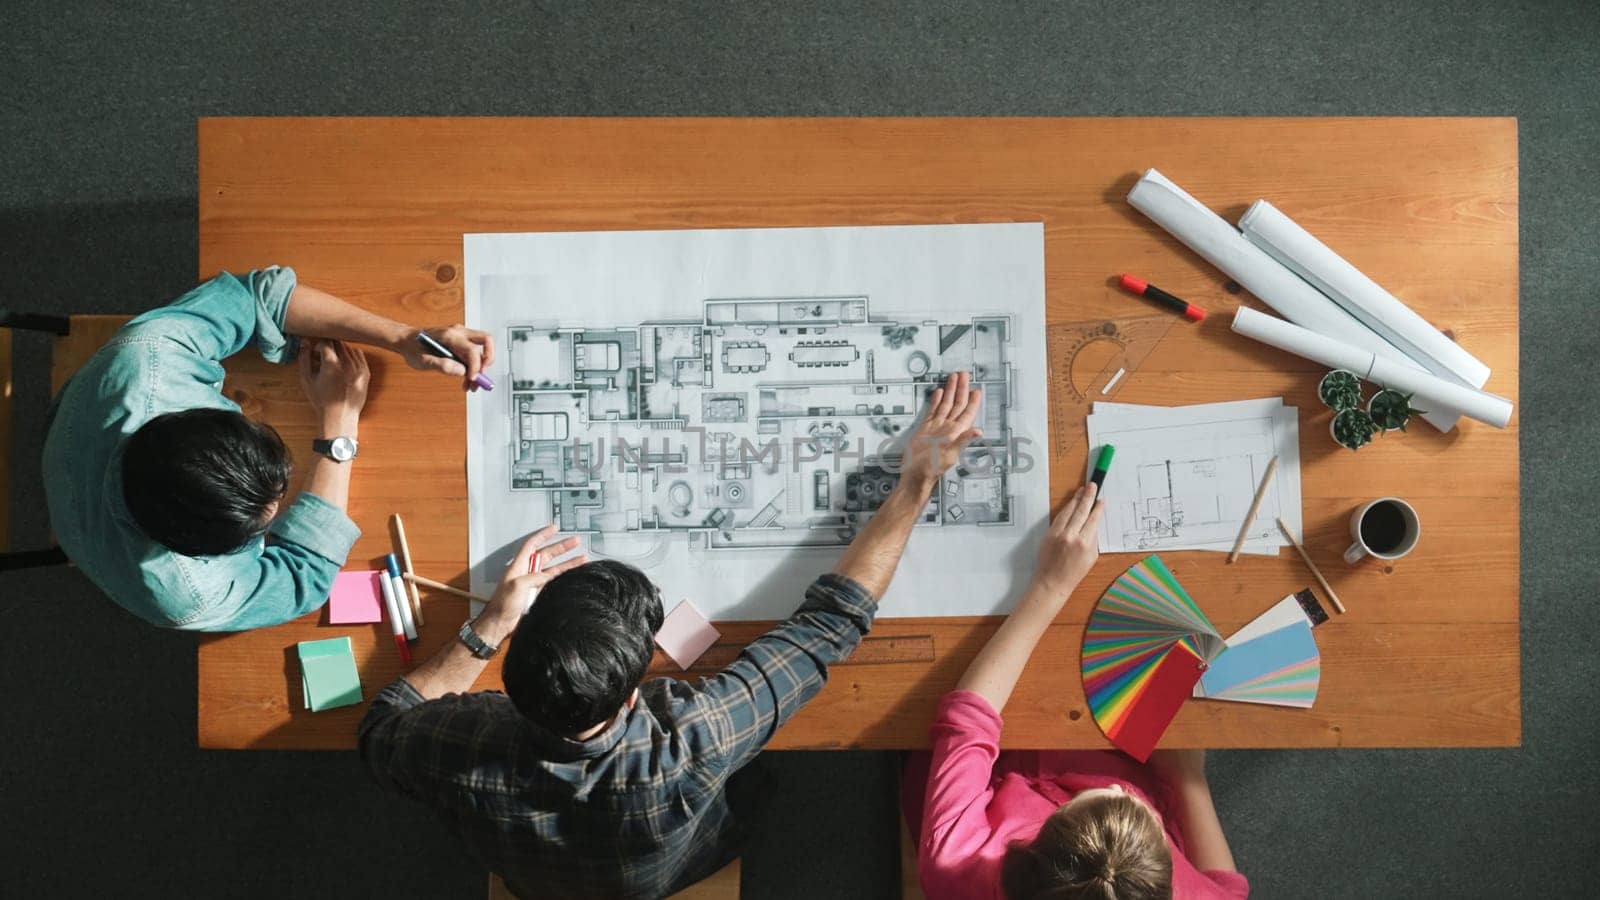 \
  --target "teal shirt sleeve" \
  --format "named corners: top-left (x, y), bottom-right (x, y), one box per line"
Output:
top-left (179, 493), bottom-right (363, 631)
top-left (119, 266), bottom-right (301, 364)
